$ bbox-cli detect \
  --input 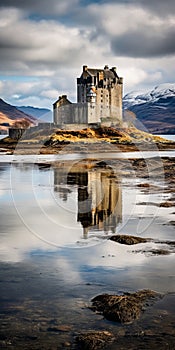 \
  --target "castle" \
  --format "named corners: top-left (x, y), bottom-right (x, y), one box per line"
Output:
top-left (54, 165), bottom-right (122, 237)
top-left (53, 65), bottom-right (123, 128)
